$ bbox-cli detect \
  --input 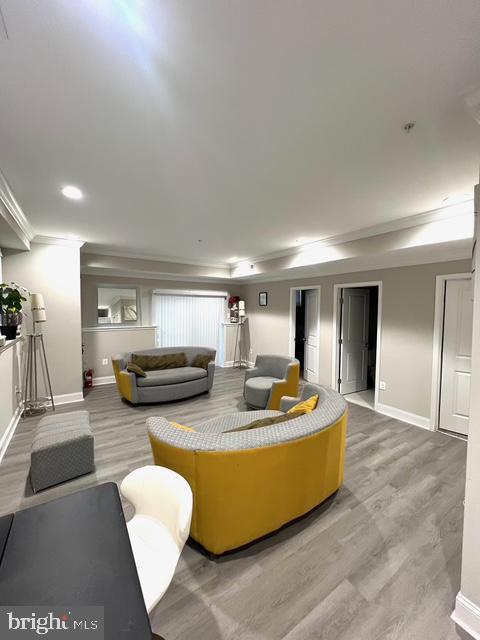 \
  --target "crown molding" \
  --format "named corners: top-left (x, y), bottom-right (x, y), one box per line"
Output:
top-left (0, 168), bottom-right (34, 250)
top-left (80, 266), bottom-right (234, 286)
top-left (81, 245), bottom-right (227, 270)
top-left (235, 240), bottom-right (471, 284)
top-left (33, 235), bottom-right (85, 248)
top-left (235, 200), bottom-right (474, 267)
